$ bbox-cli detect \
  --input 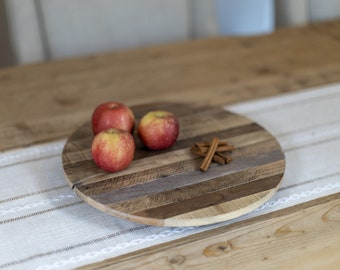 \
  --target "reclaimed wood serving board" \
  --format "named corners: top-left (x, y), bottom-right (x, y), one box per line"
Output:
top-left (62, 103), bottom-right (285, 227)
